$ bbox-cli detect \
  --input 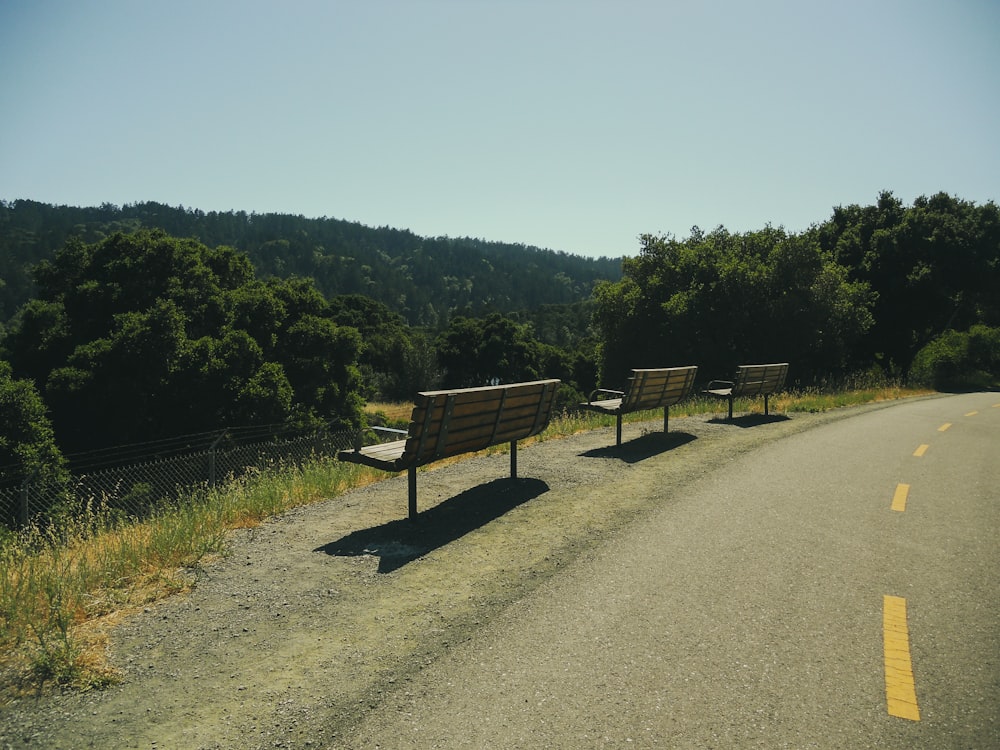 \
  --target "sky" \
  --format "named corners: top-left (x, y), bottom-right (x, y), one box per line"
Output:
top-left (2, 1), bottom-right (998, 259)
